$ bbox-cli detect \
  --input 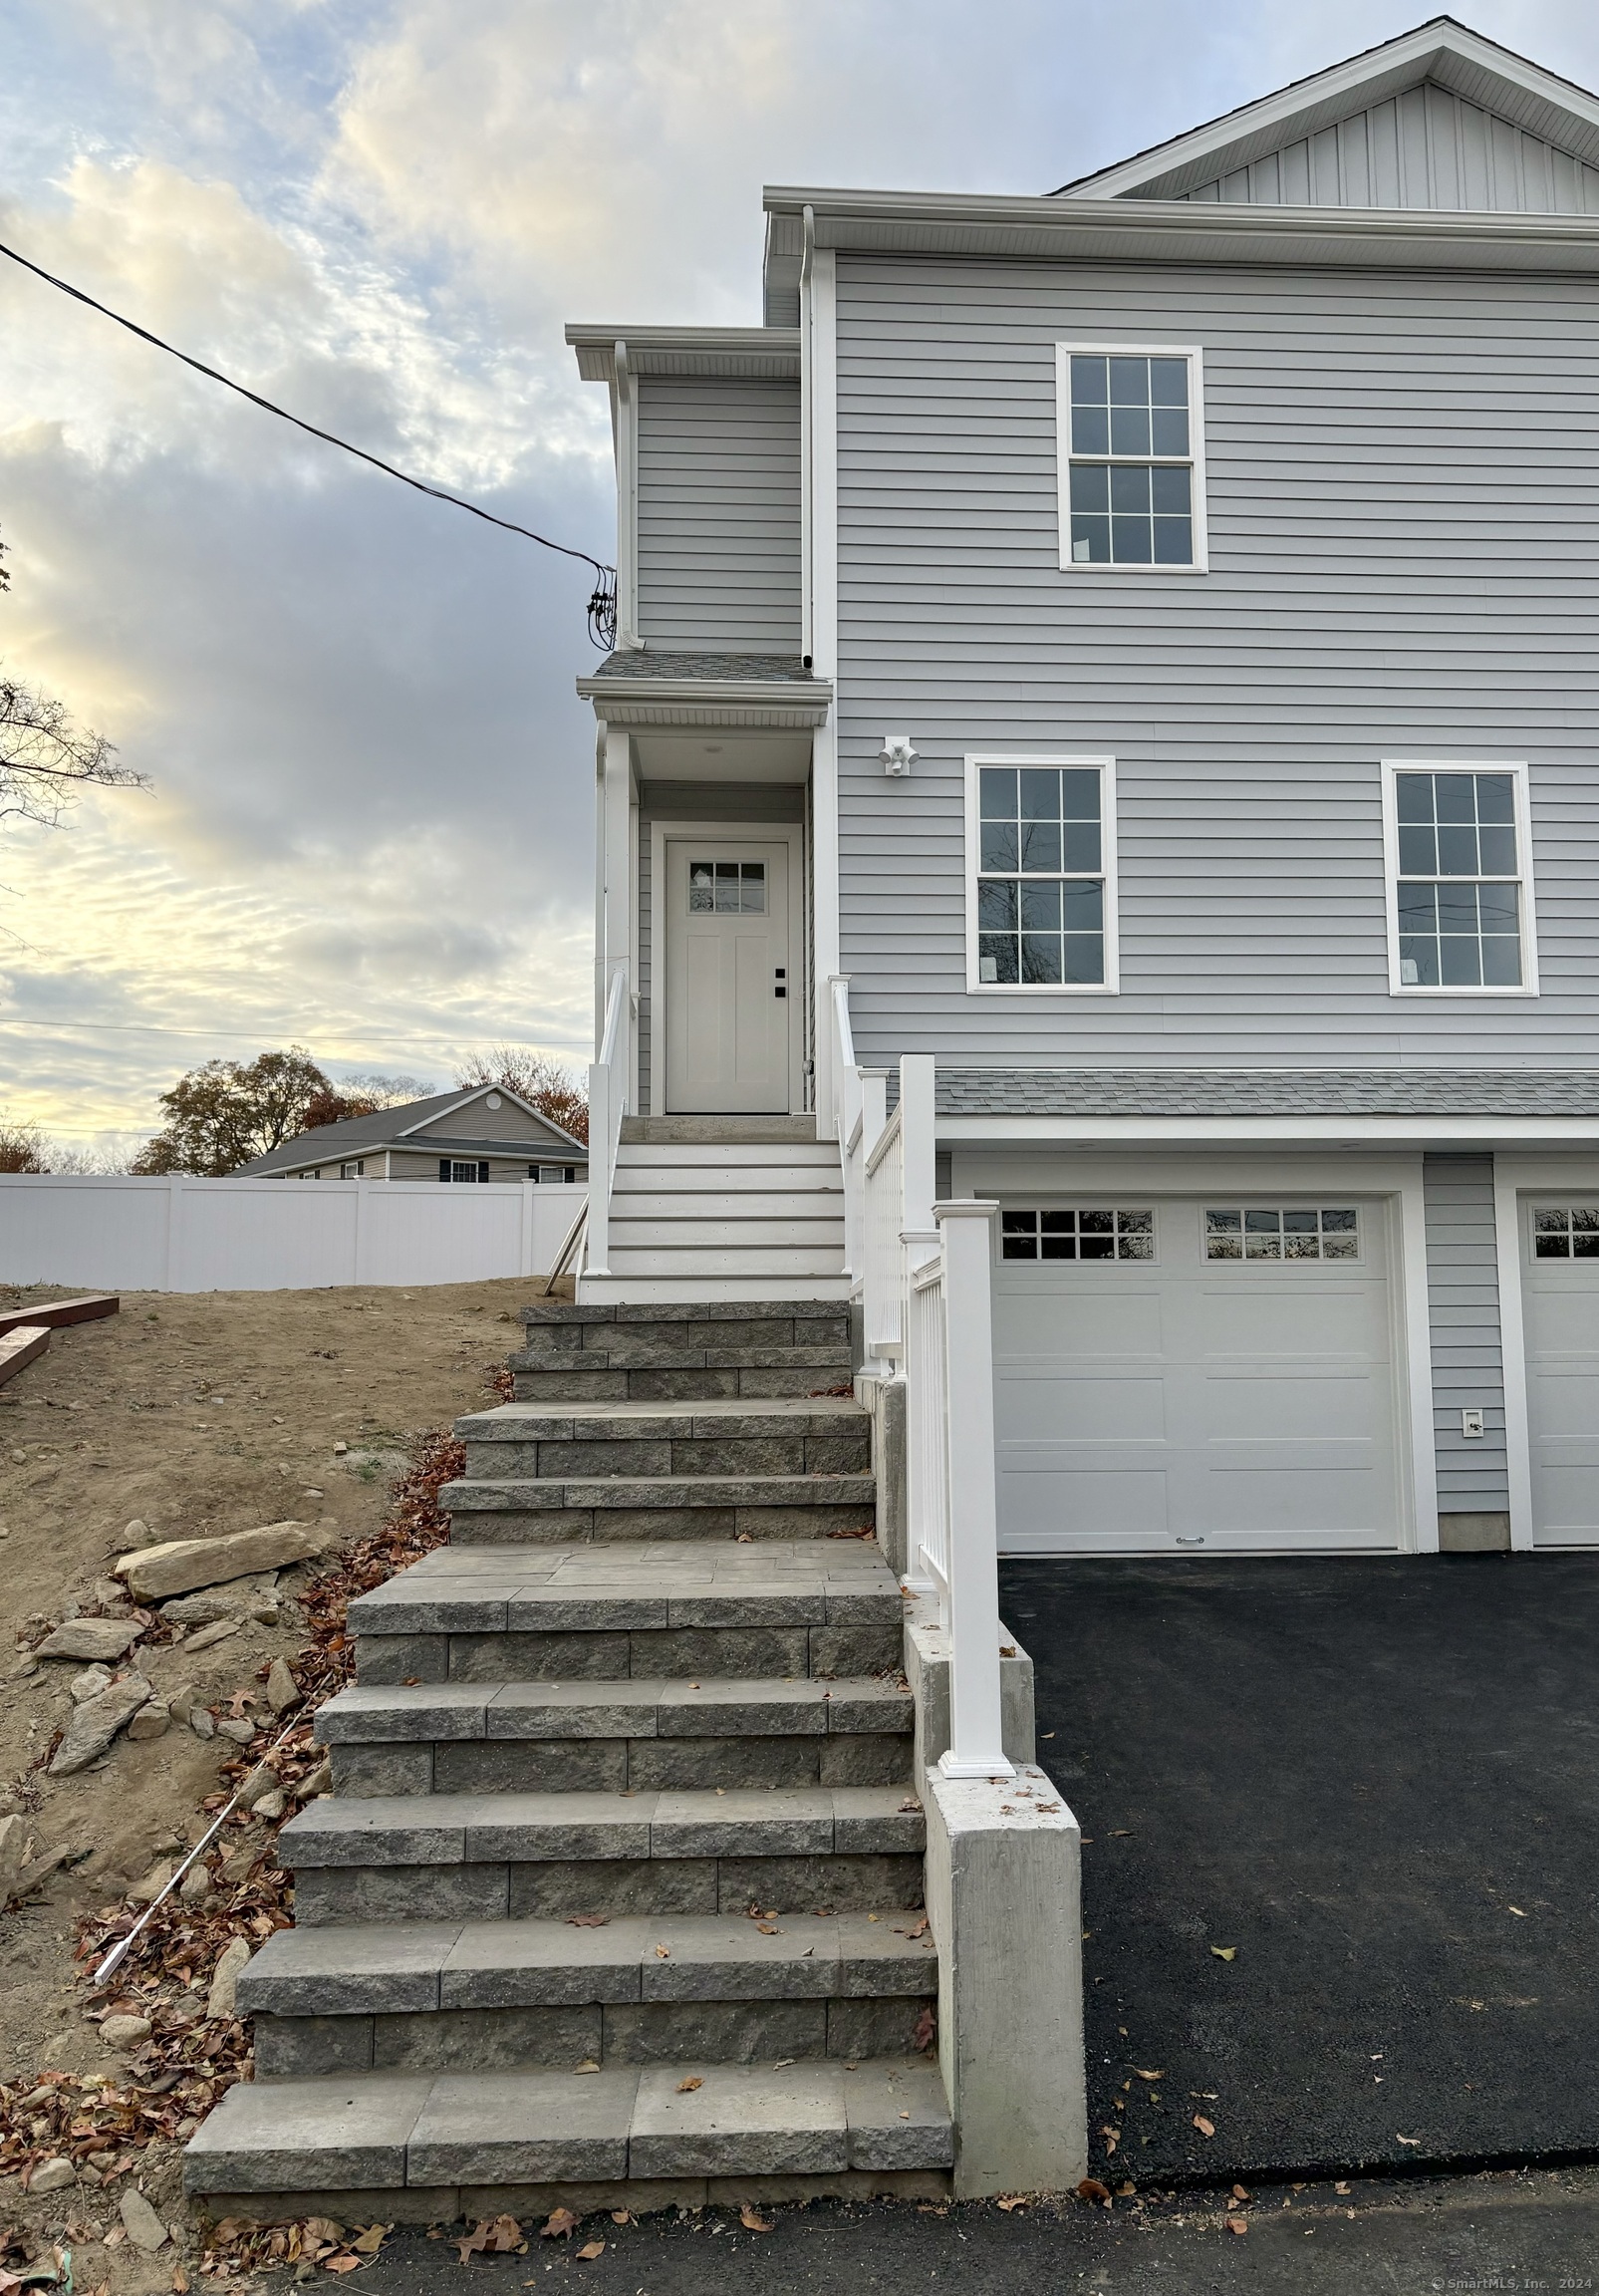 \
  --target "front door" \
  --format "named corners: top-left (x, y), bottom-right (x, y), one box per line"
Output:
top-left (664, 837), bottom-right (792, 1113)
